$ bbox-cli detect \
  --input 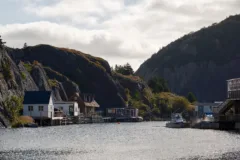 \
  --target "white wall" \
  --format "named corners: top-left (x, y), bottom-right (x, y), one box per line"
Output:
top-left (54, 102), bottom-right (79, 116)
top-left (23, 104), bottom-right (52, 118)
